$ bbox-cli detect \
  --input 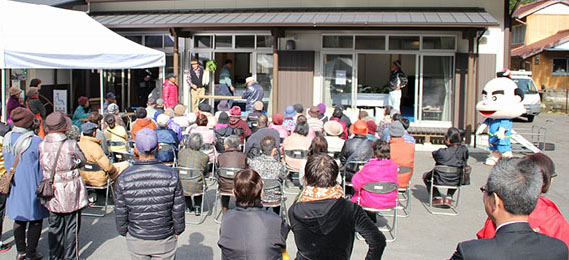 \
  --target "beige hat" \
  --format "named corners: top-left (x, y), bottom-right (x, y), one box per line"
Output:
top-left (246, 76), bottom-right (256, 84)
top-left (9, 86), bottom-right (21, 96)
top-left (174, 104), bottom-right (186, 116)
top-left (324, 121), bottom-right (343, 136)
